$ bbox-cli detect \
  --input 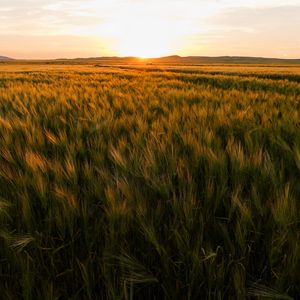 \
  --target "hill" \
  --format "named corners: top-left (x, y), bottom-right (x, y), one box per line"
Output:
top-left (62, 55), bottom-right (300, 65)
top-left (0, 56), bottom-right (14, 61)
top-left (4, 55), bottom-right (300, 65)
top-left (152, 55), bottom-right (300, 64)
